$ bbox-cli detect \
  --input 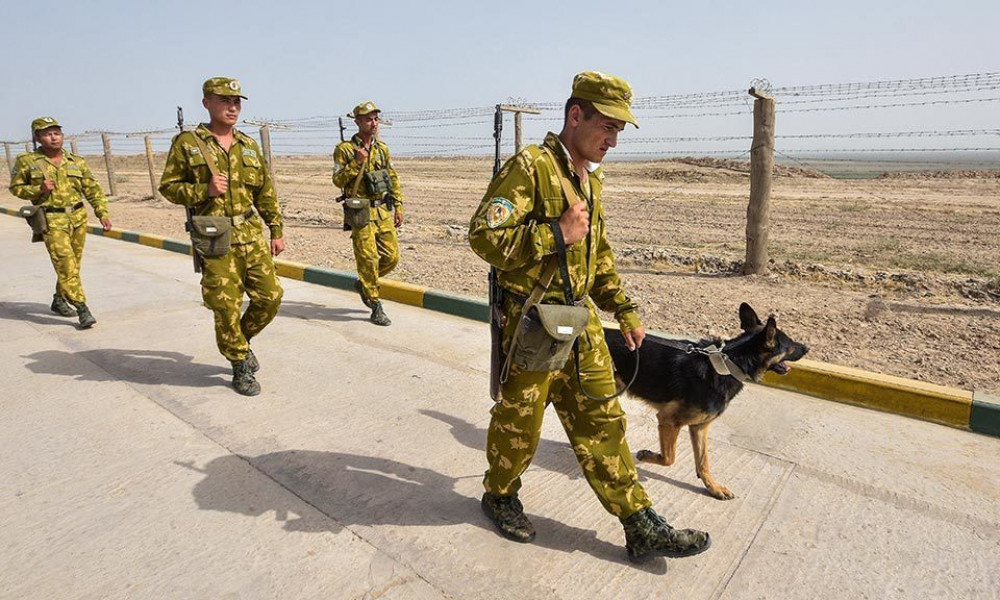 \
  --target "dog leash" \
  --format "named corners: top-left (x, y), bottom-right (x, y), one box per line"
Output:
top-left (652, 336), bottom-right (753, 383)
